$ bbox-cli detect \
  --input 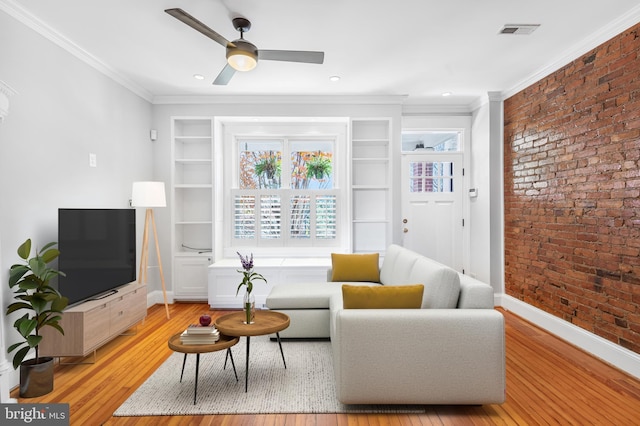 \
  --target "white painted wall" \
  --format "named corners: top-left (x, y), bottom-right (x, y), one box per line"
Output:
top-left (487, 94), bottom-right (505, 296)
top-left (470, 102), bottom-right (492, 284)
top-left (0, 10), bottom-right (153, 394)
